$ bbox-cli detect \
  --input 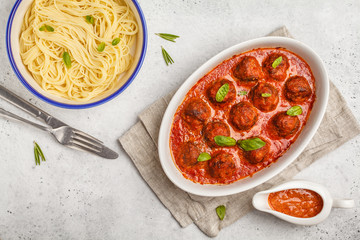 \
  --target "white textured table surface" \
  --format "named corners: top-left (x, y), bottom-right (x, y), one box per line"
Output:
top-left (0, 0), bottom-right (359, 239)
